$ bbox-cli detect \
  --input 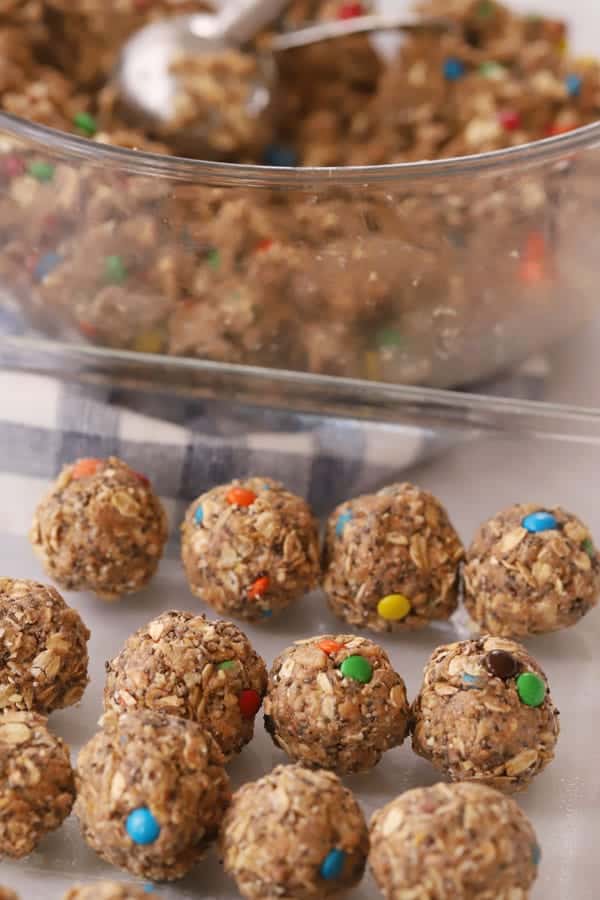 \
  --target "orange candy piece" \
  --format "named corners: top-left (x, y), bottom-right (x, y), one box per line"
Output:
top-left (71, 458), bottom-right (102, 480)
top-left (247, 576), bottom-right (270, 599)
top-left (226, 487), bottom-right (257, 507)
top-left (317, 639), bottom-right (344, 656)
